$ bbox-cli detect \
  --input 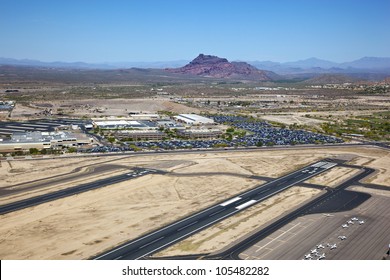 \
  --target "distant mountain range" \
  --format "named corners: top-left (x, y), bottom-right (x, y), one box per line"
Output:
top-left (0, 57), bottom-right (189, 70)
top-left (249, 57), bottom-right (390, 74)
top-left (1, 56), bottom-right (389, 72)
top-left (1, 55), bottom-right (390, 82)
